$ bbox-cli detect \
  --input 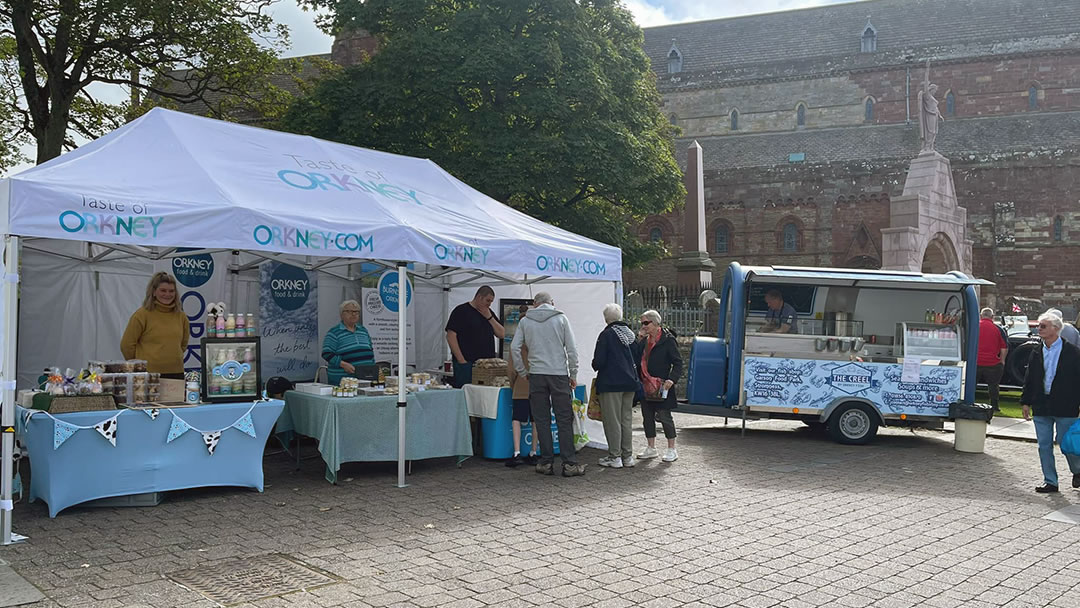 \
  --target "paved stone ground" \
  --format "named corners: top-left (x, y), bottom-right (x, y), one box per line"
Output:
top-left (3, 412), bottom-right (1080, 608)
